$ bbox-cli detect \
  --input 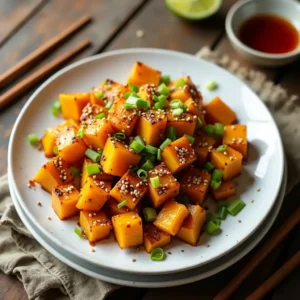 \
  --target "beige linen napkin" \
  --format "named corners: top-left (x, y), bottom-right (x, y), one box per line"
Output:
top-left (1, 47), bottom-right (300, 300)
